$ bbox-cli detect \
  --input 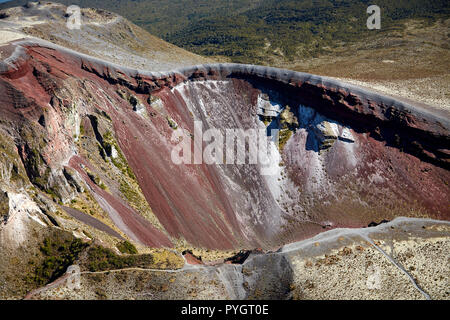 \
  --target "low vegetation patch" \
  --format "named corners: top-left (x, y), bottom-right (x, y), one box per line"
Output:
top-left (116, 240), bottom-right (138, 254)
top-left (103, 131), bottom-right (136, 180)
top-left (83, 245), bottom-right (154, 272)
top-left (25, 234), bottom-right (88, 286)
